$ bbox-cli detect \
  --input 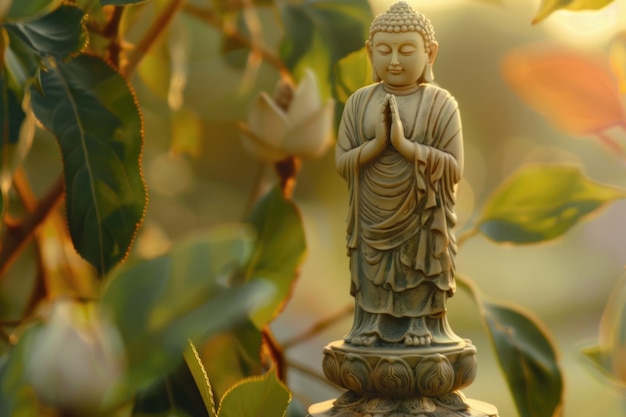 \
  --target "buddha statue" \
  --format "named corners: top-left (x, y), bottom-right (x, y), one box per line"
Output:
top-left (310, 4), bottom-right (498, 416)
top-left (336, 1), bottom-right (464, 348)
